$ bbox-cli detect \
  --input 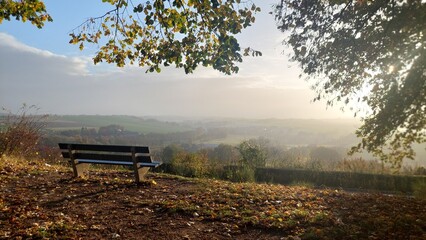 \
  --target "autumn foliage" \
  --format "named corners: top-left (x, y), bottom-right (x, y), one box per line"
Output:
top-left (0, 105), bottom-right (48, 159)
